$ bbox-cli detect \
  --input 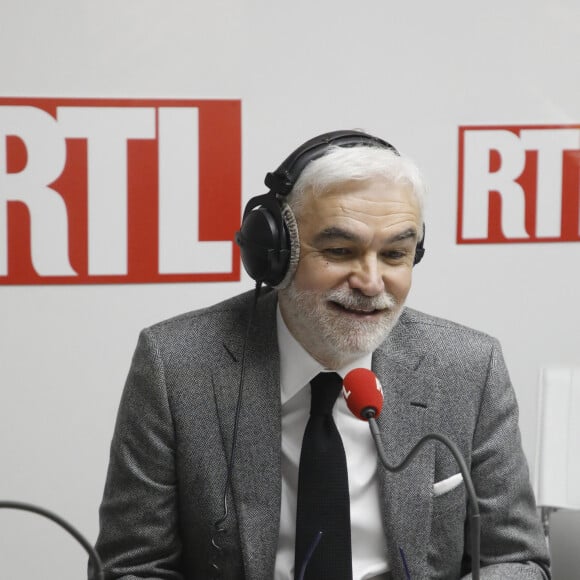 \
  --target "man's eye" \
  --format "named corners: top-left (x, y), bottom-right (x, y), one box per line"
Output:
top-left (382, 249), bottom-right (408, 261)
top-left (323, 247), bottom-right (352, 258)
